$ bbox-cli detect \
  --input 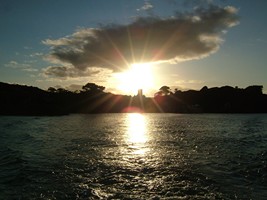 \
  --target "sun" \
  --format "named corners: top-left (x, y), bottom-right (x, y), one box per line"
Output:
top-left (116, 63), bottom-right (155, 95)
